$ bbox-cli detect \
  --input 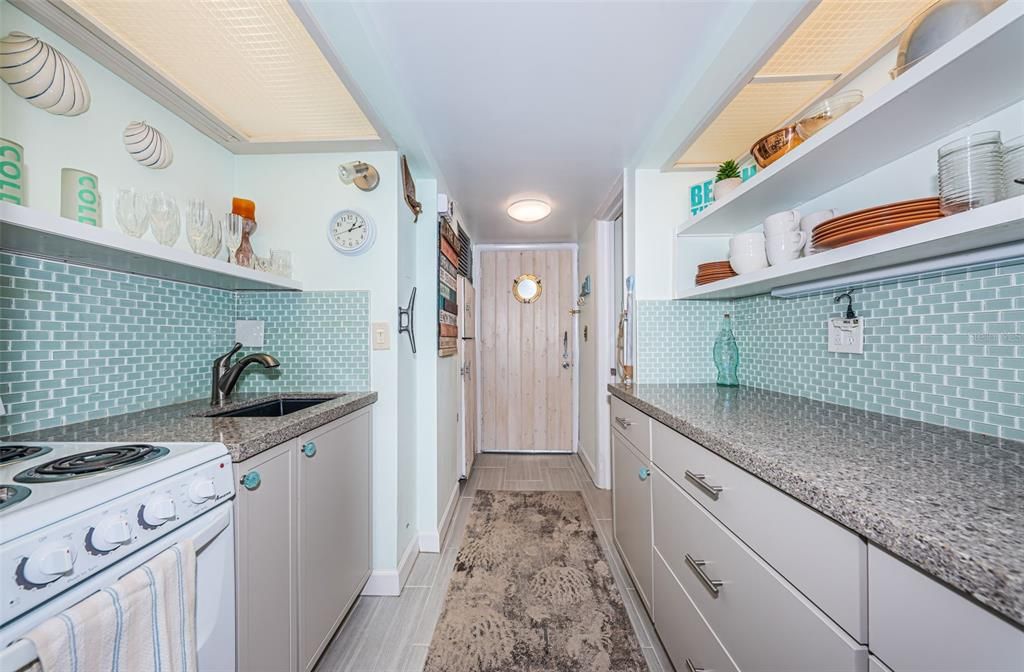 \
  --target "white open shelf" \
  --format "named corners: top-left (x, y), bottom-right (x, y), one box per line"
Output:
top-left (675, 196), bottom-right (1024, 300)
top-left (0, 203), bottom-right (302, 291)
top-left (676, 3), bottom-right (1024, 237)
